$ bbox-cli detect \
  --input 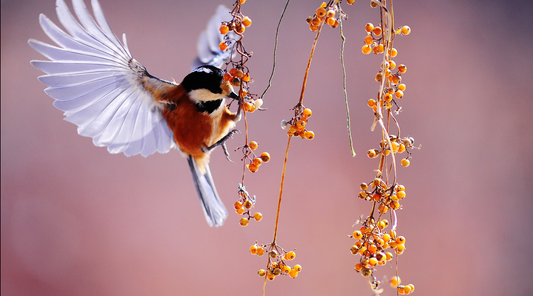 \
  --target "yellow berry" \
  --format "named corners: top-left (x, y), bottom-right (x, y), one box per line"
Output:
top-left (239, 217), bottom-right (249, 226)
top-left (397, 84), bottom-right (406, 91)
top-left (266, 273), bottom-right (276, 281)
top-left (242, 16), bottom-right (252, 27)
top-left (360, 183), bottom-right (368, 191)
top-left (303, 108), bottom-right (312, 118)
top-left (362, 45), bottom-right (372, 54)
top-left (384, 93), bottom-right (393, 102)
top-left (285, 251), bottom-right (296, 260)
top-left (397, 191), bottom-right (406, 199)
top-left (395, 90), bottom-right (404, 99)
top-left (401, 158), bottom-right (410, 167)
top-left (401, 25), bottom-right (411, 35)
top-left (269, 250), bottom-right (278, 258)
top-left (397, 184), bottom-right (406, 191)
top-left (249, 141), bottom-right (258, 150)
top-left (403, 285), bottom-right (412, 294)
top-left (385, 252), bottom-right (393, 261)
top-left (377, 43), bottom-right (385, 53)
top-left (408, 284), bottom-right (415, 292)
top-left (396, 236), bottom-right (406, 244)
top-left (282, 265), bottom-right (291, 273)
top-left (367, 149), bottom-right (378, 158)
top-left (289, 270), bottom-right (299, 278)
top-left (258, 269), bottom-right (266, 276)
top-left (304, 131), bottom-right (315, 140)
top-left (390, 276), bottom-right (401, 287)
top-left (253, 212), bottom-right (263, 221)
top-left (260, 152), bottom-right (271, 163)
top-left (293, 264), bottom-right (302, 272)
top-left (250, 245), bottom-right (258, 254)
top-left (235, 24), bottom-right (245, 34)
